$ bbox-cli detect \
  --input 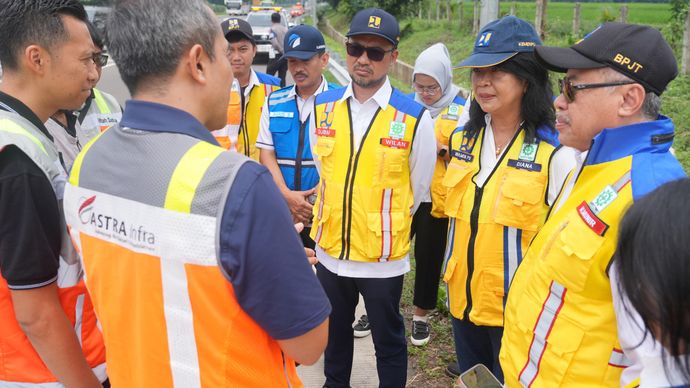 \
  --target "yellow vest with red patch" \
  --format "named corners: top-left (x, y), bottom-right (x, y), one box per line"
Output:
top-left (500, 117), bottom-right (686, 387)
top-left (310, 88), bottom-right (424, 262)
top-left (442, 125), bottom-right (557, 327)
